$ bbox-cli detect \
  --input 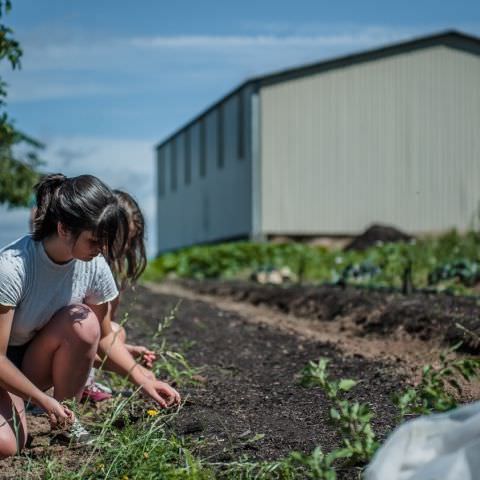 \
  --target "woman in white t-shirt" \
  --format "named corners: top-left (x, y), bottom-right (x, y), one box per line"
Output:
top-left (0, 174), bottom-right (180, 458)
